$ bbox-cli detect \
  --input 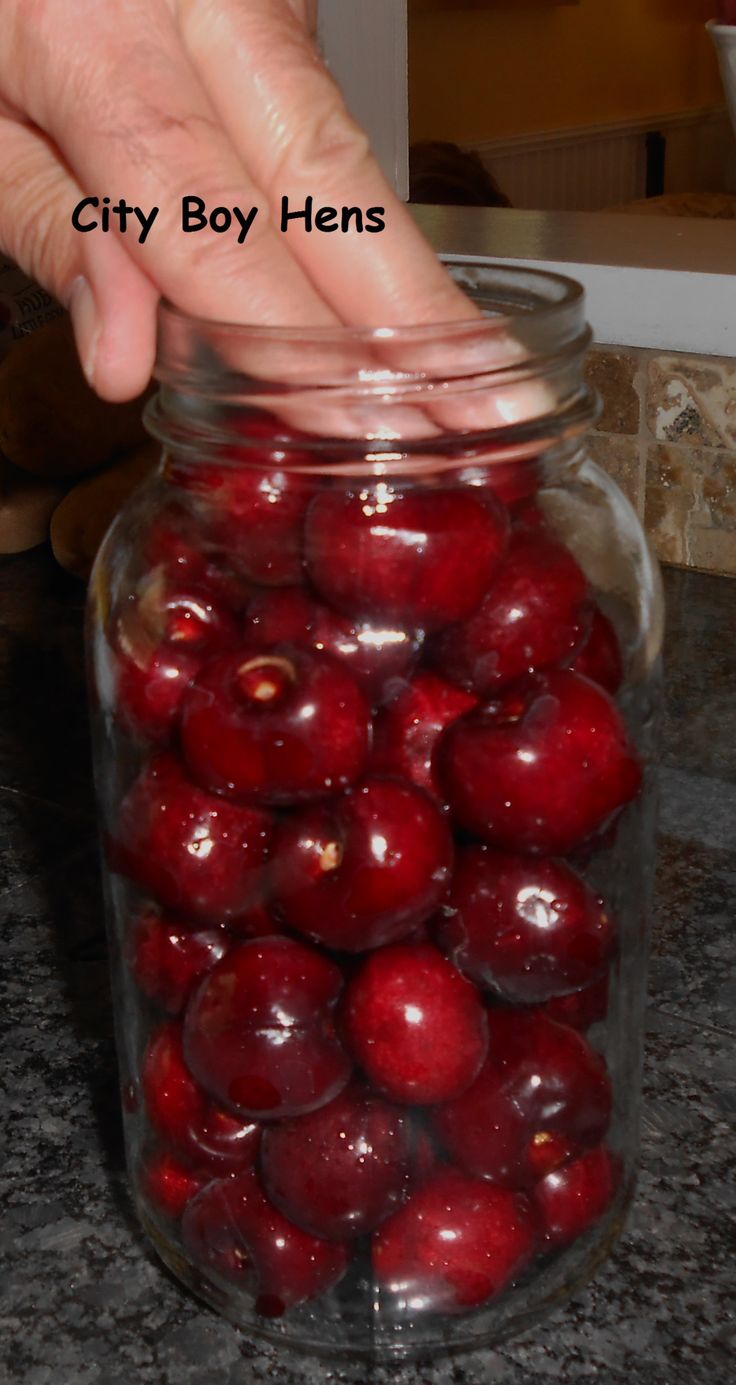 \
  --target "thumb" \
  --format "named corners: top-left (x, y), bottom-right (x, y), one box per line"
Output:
top-left (0, 117), bottom-right (158, 401)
